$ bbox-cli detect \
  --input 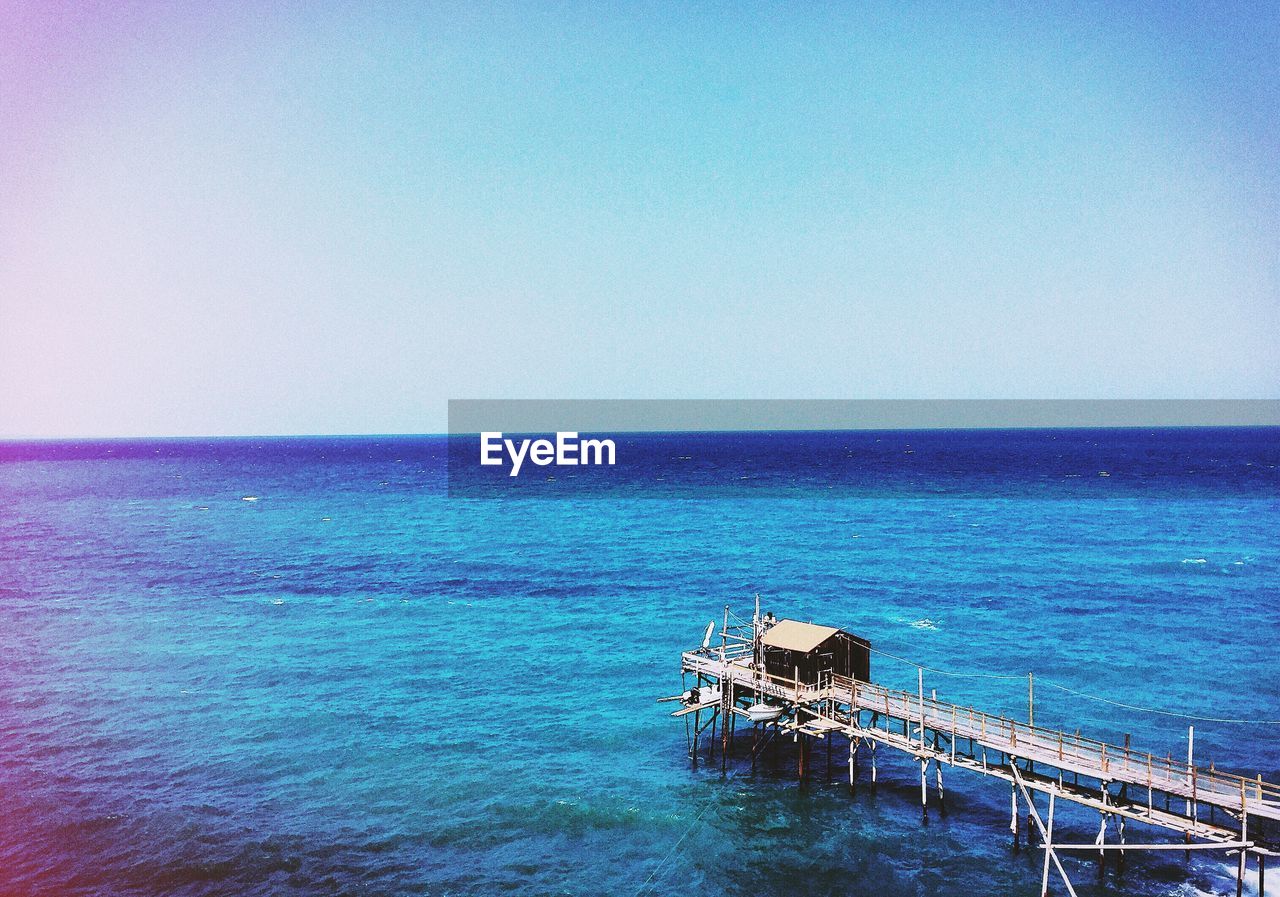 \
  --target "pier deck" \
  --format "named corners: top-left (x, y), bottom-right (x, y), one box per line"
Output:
top-left (674, 633), bottom-right (1280, 897)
